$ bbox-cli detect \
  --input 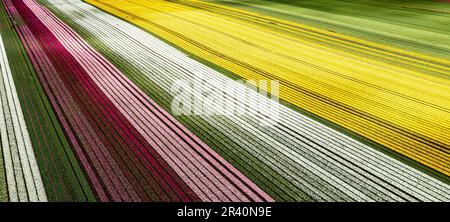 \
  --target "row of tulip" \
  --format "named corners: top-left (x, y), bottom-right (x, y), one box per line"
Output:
top-left (1, 0), bottom-right (270, 201)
